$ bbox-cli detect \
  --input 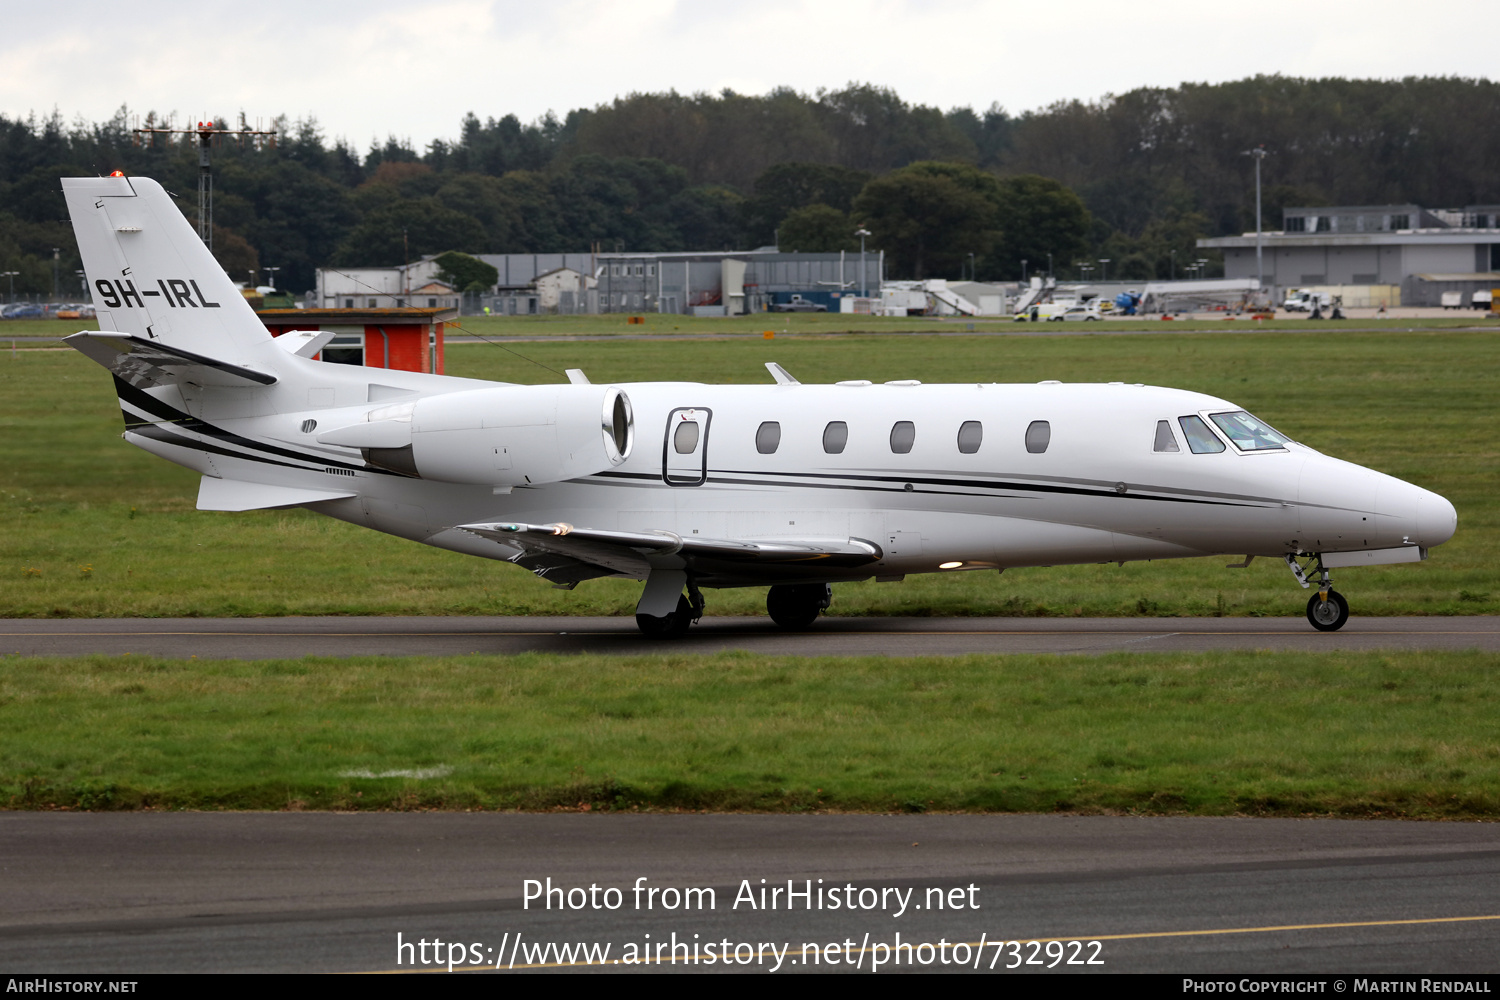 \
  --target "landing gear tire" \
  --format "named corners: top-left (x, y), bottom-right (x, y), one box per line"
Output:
top-left (766, 583), bottom-right (832, 630)
top-left (636, 594), bottom-right (695, 638)
top-left (1306, 589), bottom-right (1349, 632)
